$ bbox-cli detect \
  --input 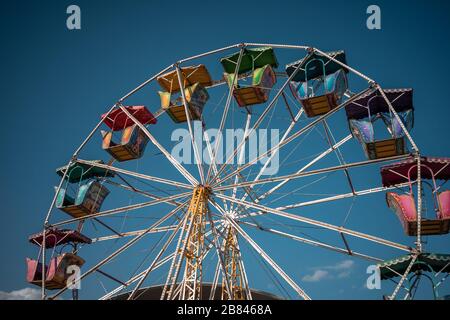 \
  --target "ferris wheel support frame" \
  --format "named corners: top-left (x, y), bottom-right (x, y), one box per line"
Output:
top-left (211, 200), bottom-right (311, 300)
top-left (207, 211), bottom-right (234, 299)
